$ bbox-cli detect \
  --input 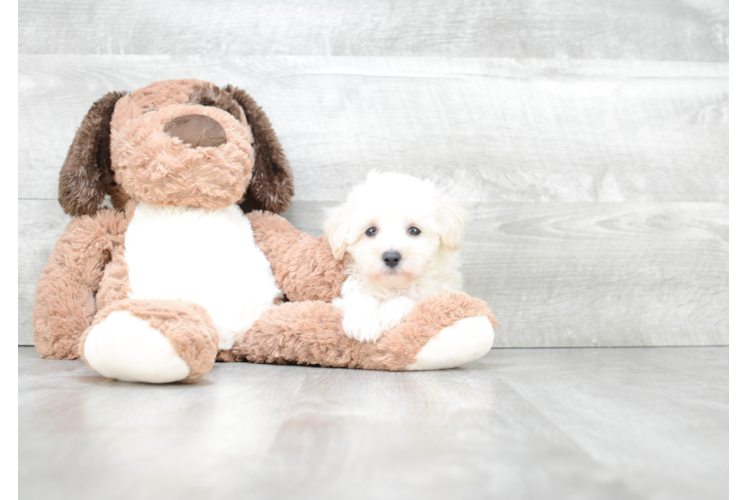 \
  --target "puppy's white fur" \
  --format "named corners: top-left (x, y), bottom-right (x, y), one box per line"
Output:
top-left (324, 171), bottom-right (466, 343)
